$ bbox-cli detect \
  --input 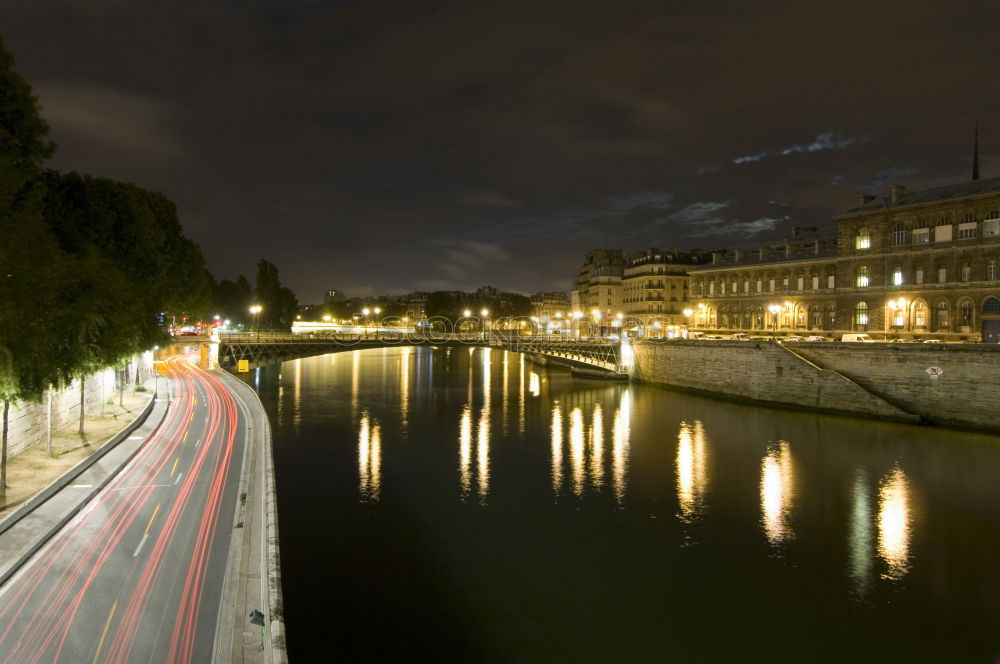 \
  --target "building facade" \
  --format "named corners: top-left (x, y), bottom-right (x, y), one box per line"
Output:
top-left (687, 177), bottom-right (1000, 341)
top-left (621, 248), bottom-right (705, 325)
top-left (571, 249), bottom-right (626, 319)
